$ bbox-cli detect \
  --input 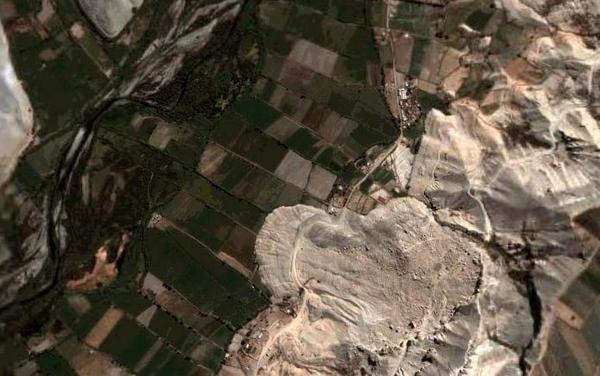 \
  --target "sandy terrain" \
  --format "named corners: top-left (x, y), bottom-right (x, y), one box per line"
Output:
top-left (84, 307), bottom-right (125, 349)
